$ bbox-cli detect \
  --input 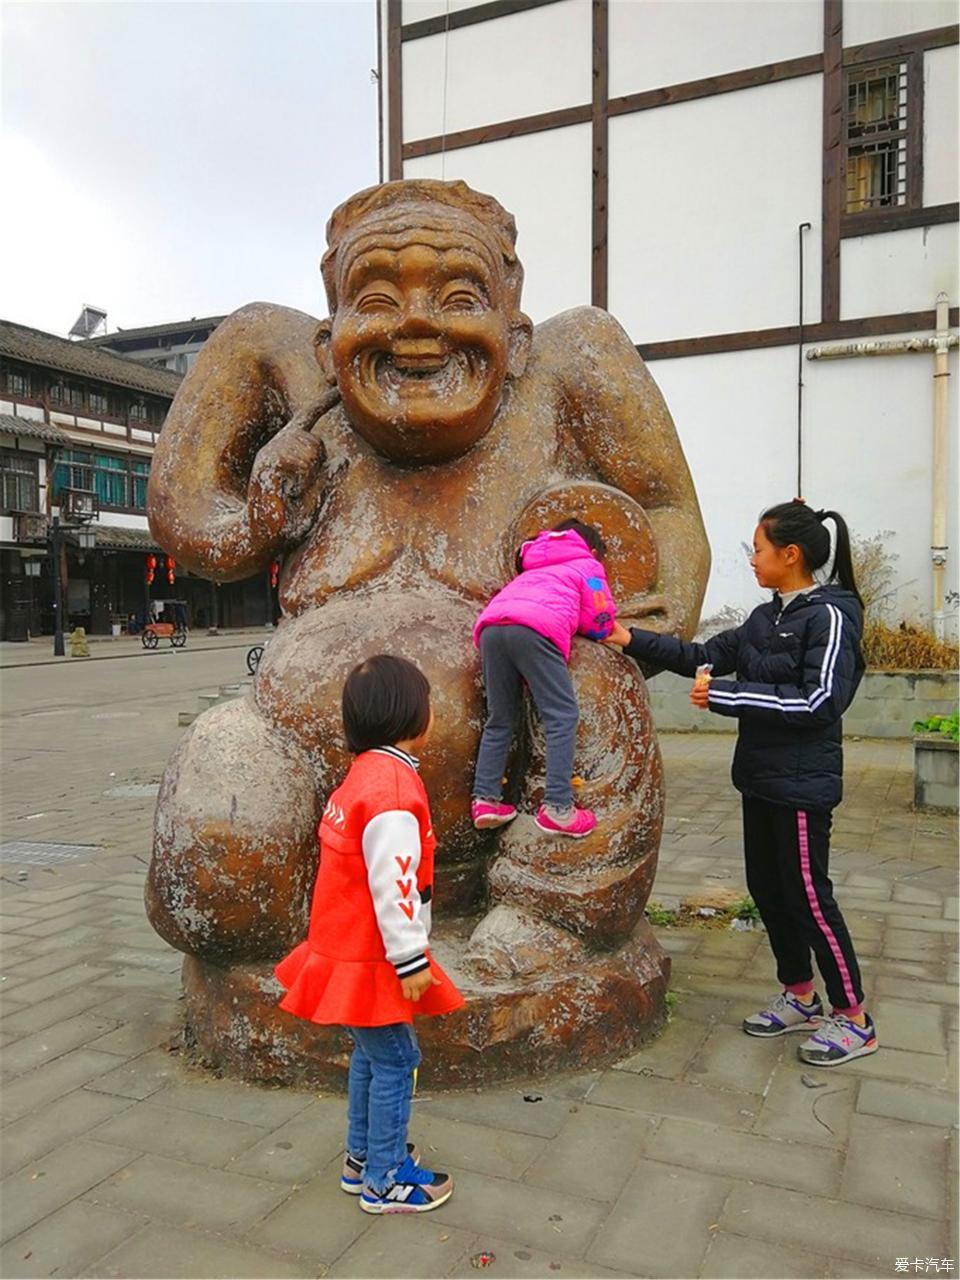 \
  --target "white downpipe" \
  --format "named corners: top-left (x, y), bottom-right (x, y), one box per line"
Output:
top-left (932, 292), bottom-right (951, 642)
top-left (806, 334), bottom-right (958, 359)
